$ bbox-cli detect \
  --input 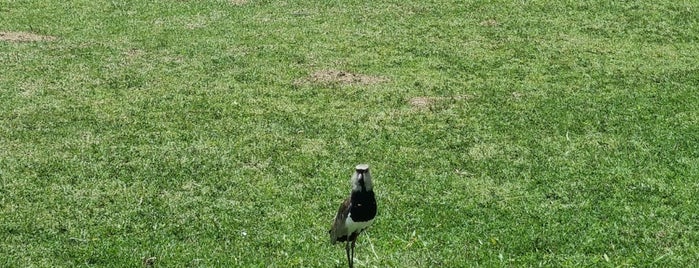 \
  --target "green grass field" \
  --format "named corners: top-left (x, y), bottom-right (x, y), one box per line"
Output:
top-left (2, 0), bottom-right (698, 266)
